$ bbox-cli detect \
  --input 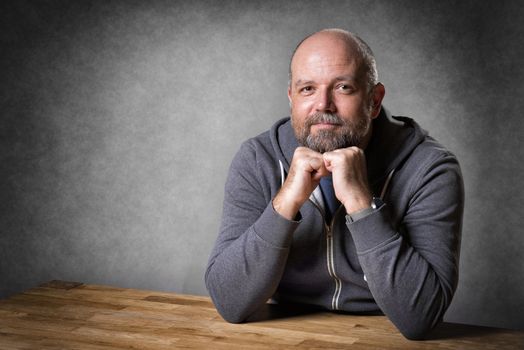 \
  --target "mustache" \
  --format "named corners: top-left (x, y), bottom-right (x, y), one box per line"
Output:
top-left (305, 113), bottom-right (344, 127)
